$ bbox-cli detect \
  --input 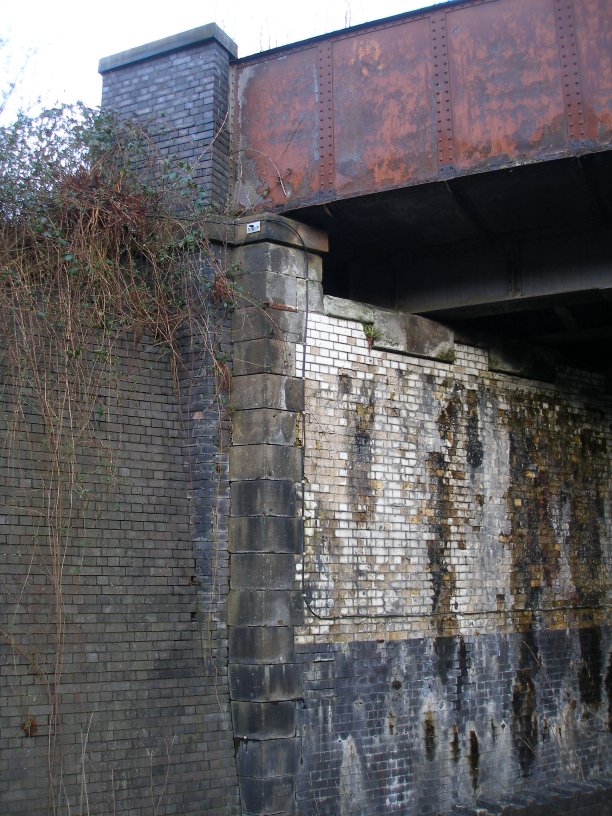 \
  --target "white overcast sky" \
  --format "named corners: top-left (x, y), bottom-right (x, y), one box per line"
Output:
top-left (1, 0), bottom-right (443, 122)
